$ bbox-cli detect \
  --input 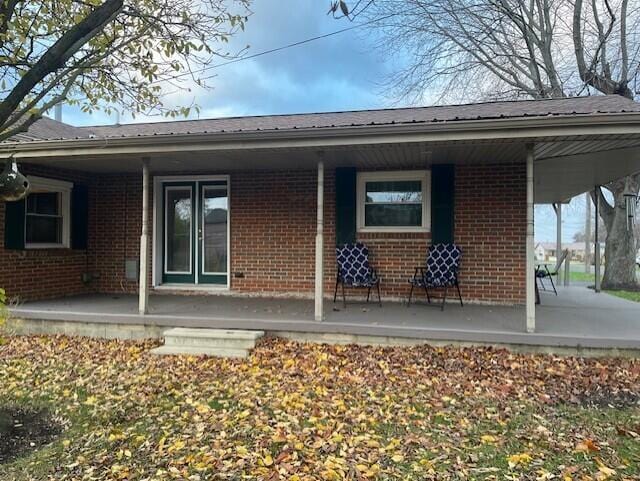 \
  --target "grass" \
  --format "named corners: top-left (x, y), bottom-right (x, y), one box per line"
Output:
top-left (606, 289), bottom-right (640, 302)
top-left (0, 336), bottom-right (639, 480)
